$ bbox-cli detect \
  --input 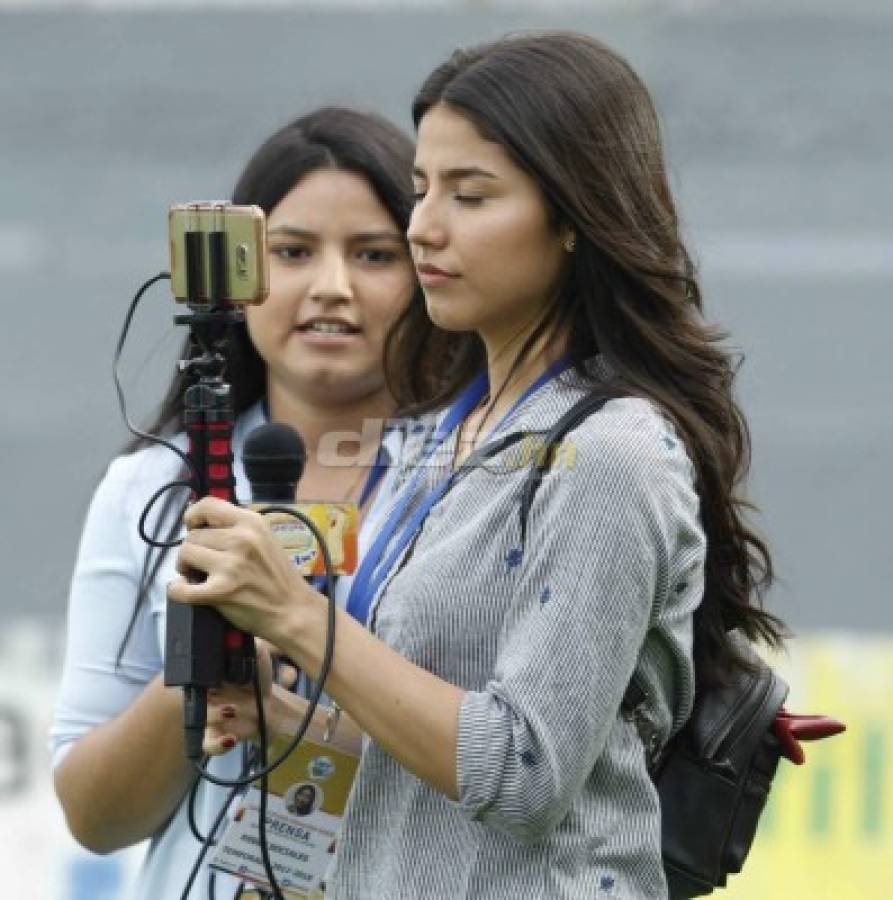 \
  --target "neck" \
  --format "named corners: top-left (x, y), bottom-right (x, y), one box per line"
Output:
top-left (266, 379), bottom-right (395, 465)
top-left (480, 324), bottom-right (569, 421)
